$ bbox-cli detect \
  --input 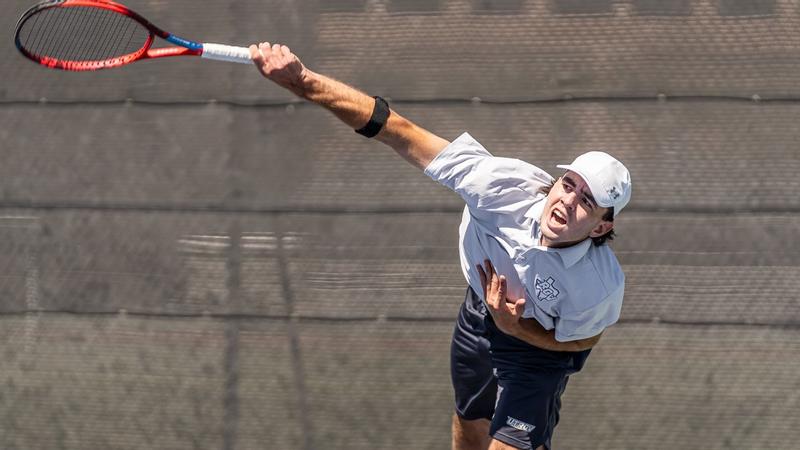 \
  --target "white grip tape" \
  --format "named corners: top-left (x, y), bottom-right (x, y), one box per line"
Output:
top-left (201, 43), bottom-right (252, 64)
